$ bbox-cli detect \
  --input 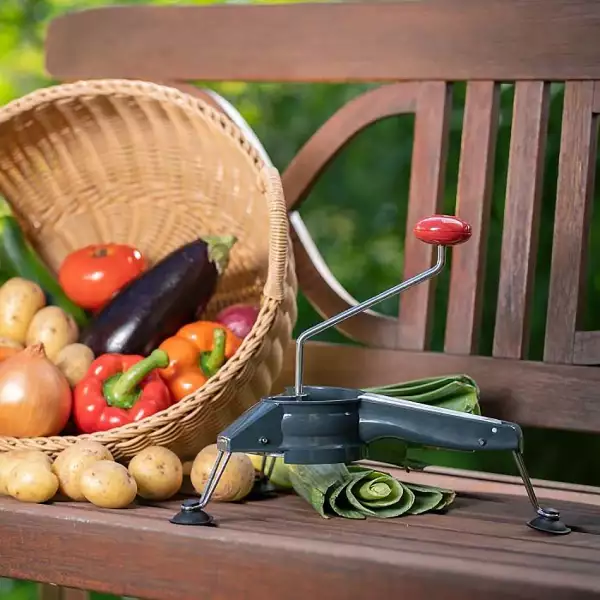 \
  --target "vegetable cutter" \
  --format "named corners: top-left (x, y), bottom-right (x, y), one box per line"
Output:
top-left (171, 215), bottom-right (570, 535)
